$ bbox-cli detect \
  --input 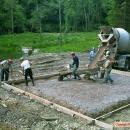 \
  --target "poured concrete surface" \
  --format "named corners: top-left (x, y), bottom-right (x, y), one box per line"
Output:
top-left (16, 72), bottom-right (130, 116)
